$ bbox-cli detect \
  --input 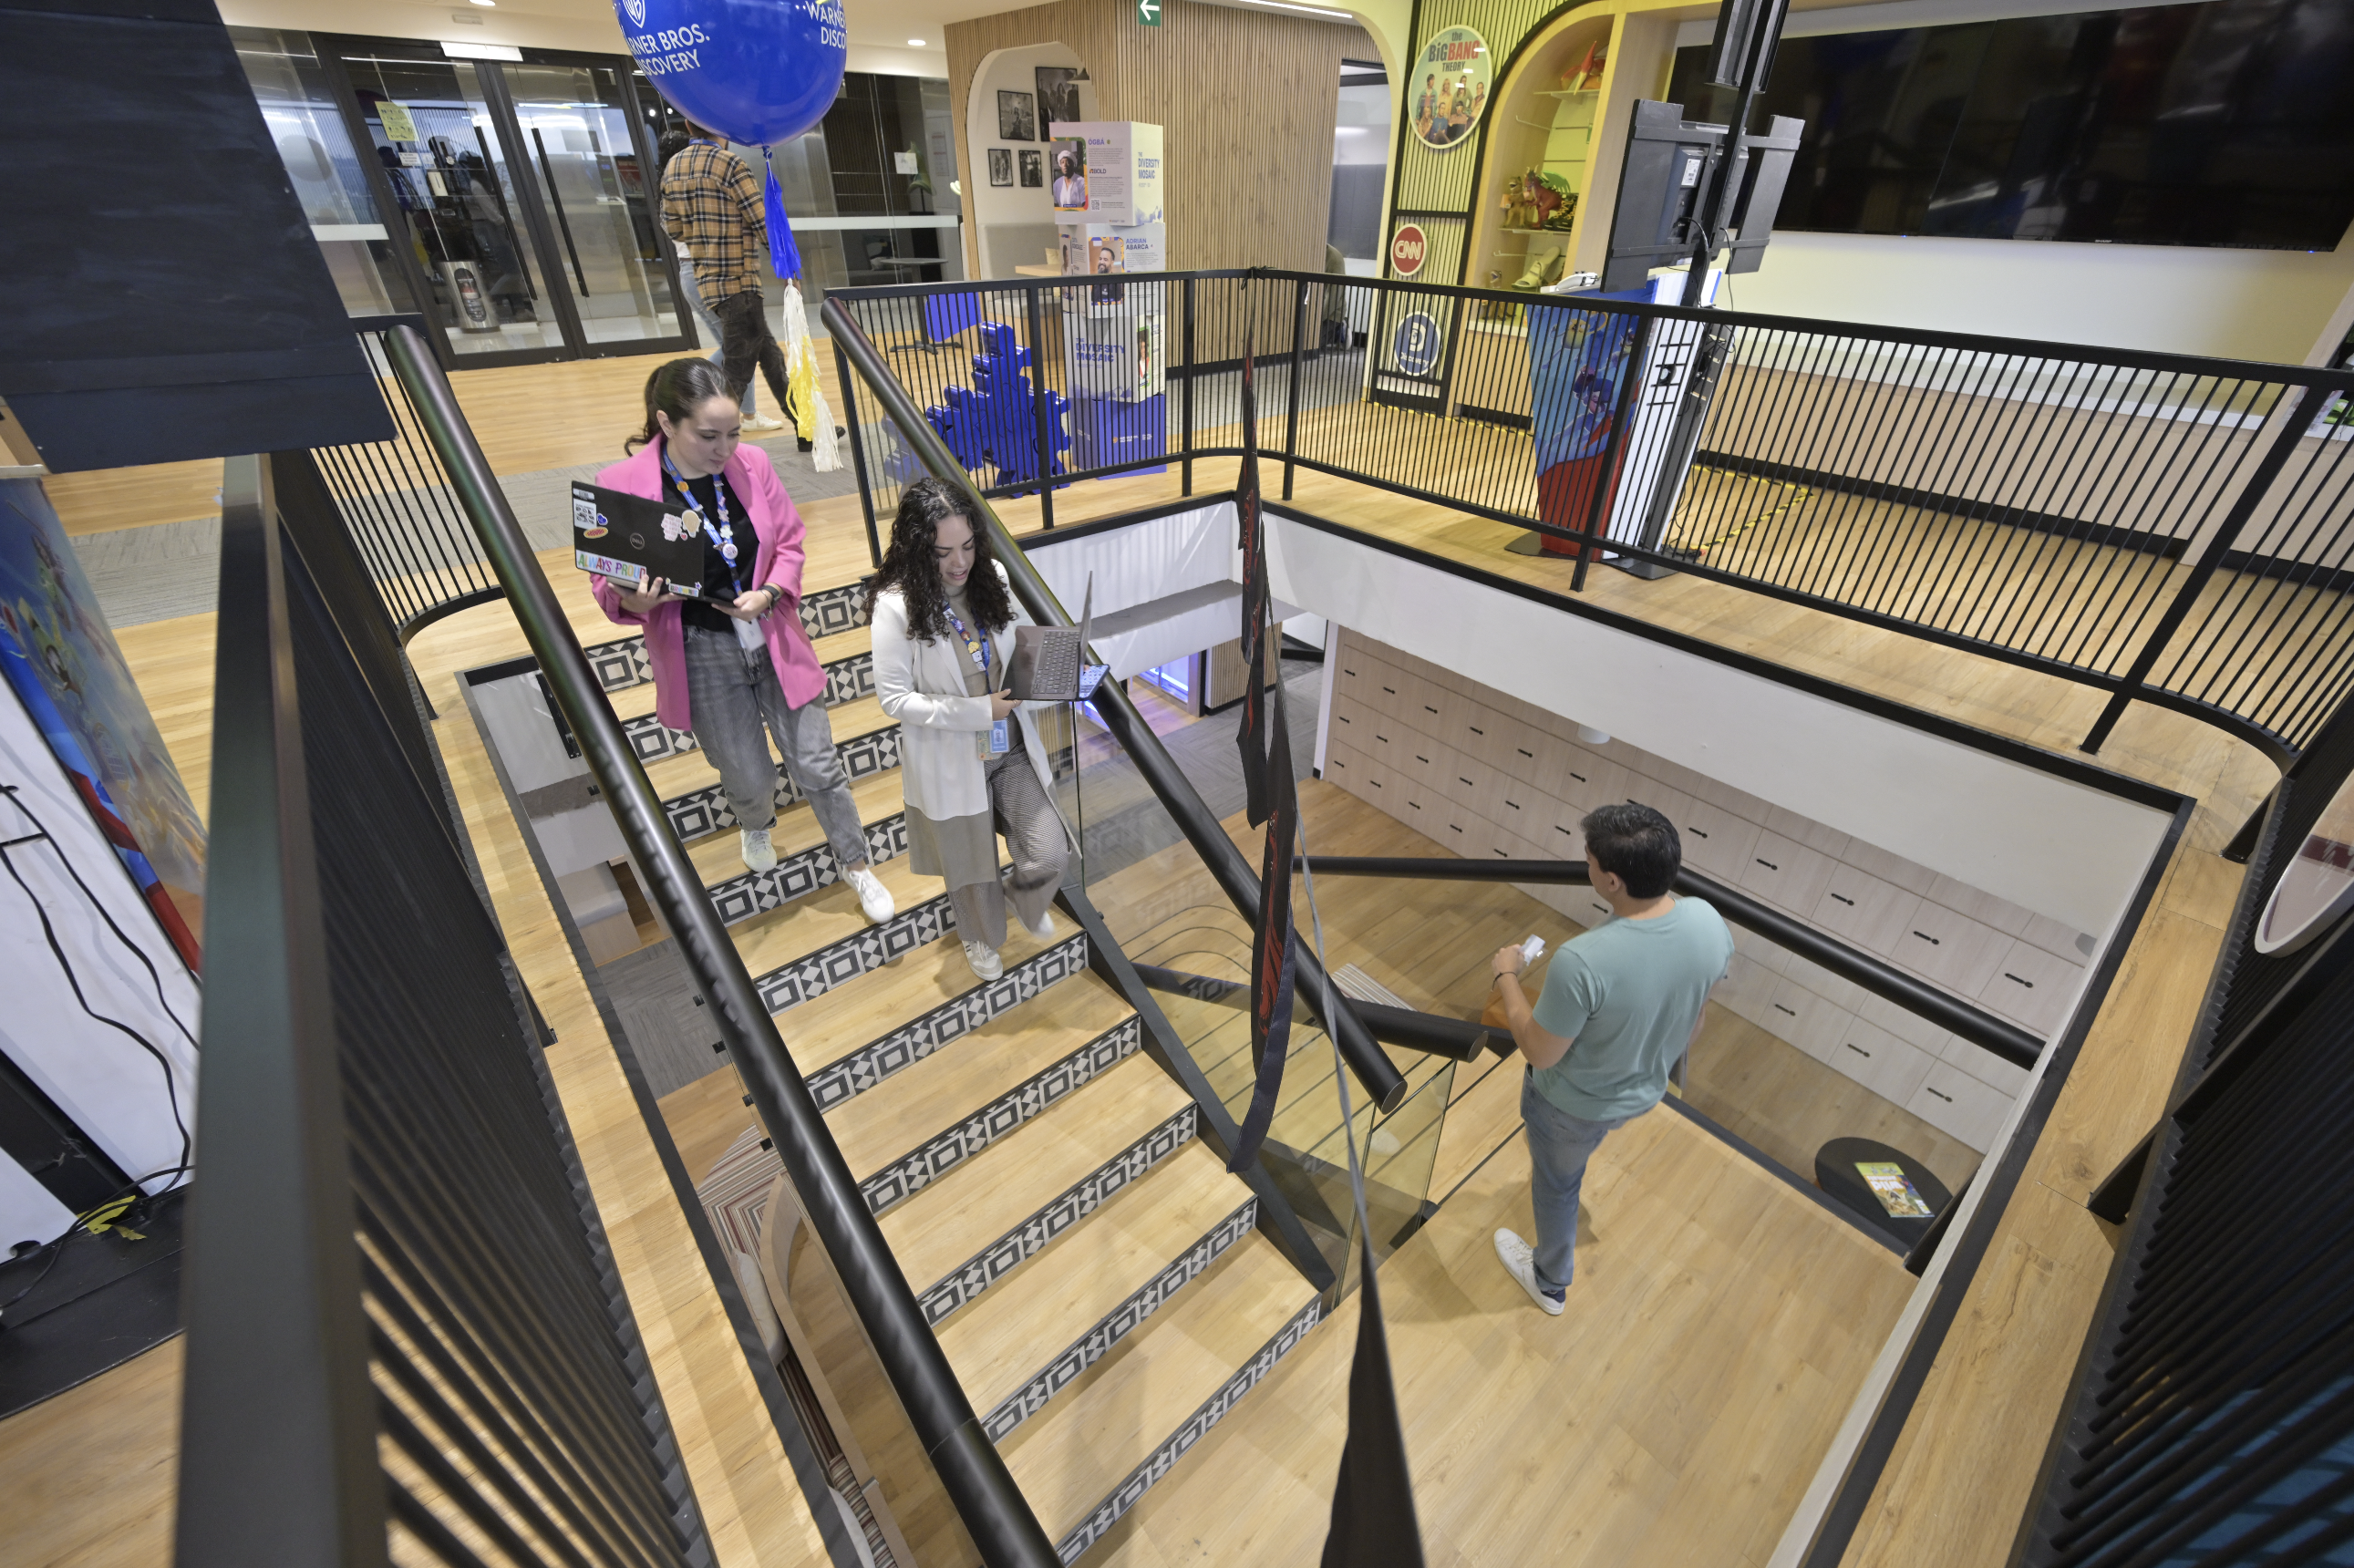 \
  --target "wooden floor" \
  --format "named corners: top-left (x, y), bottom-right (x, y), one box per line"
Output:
top-left (1, 346), bottom-right (2273, 1568)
